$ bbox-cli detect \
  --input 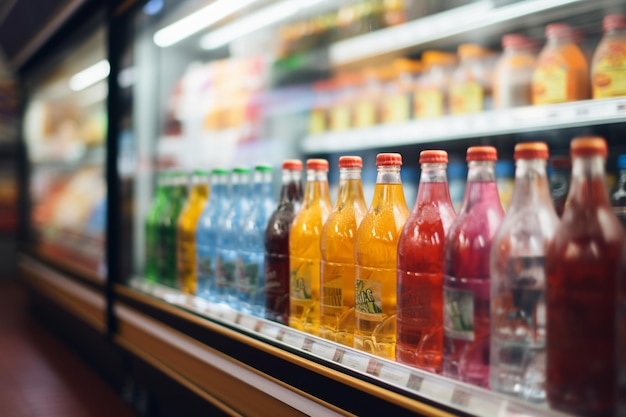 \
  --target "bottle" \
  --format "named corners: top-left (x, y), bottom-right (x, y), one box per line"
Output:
top-left (196, 168), bottom-right (230, 300)
top-left (532, 23), bottom-right (590, 105)
top-left (308, 80), bottom-right (335, 135)
top-left (548, 156), bottom-right (571, 217)
top-left (177, 170), bottom-right (210, 294)
top-left (320, 156), bottom-right (367, 346)
top-left (545, 137), bottom-right (625, 416)
top-left (396, 150), bottom-right (456, 373)
top-left (449, 44), bottom-right (494, 114)
top-left (215, 167), bottom-right (251, 305)
top-left (289, 159), bottom-right (332, 335)
top-left (443, 146), bottom-right (505, 388)
top-left (265, 160), bottom-right (303, 324)
top-left (237, 164), bottom-right (275, 316)
top-left (382, 58), bottom-right (421, 124)
top-left (145, 172), bottom-right (169, 282)
top-left (493, 34), bottom-right (537, 109)
top-left (592, 15), bottom-right (626, 99)
top-left (612, 155), bottom-right (626, 229)
top-left (354, 153), bottom-right (410, 359)
top-left (489, 142), bottom-right (559, 401)
top-left (414, 51), bottom-right (457, 119)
